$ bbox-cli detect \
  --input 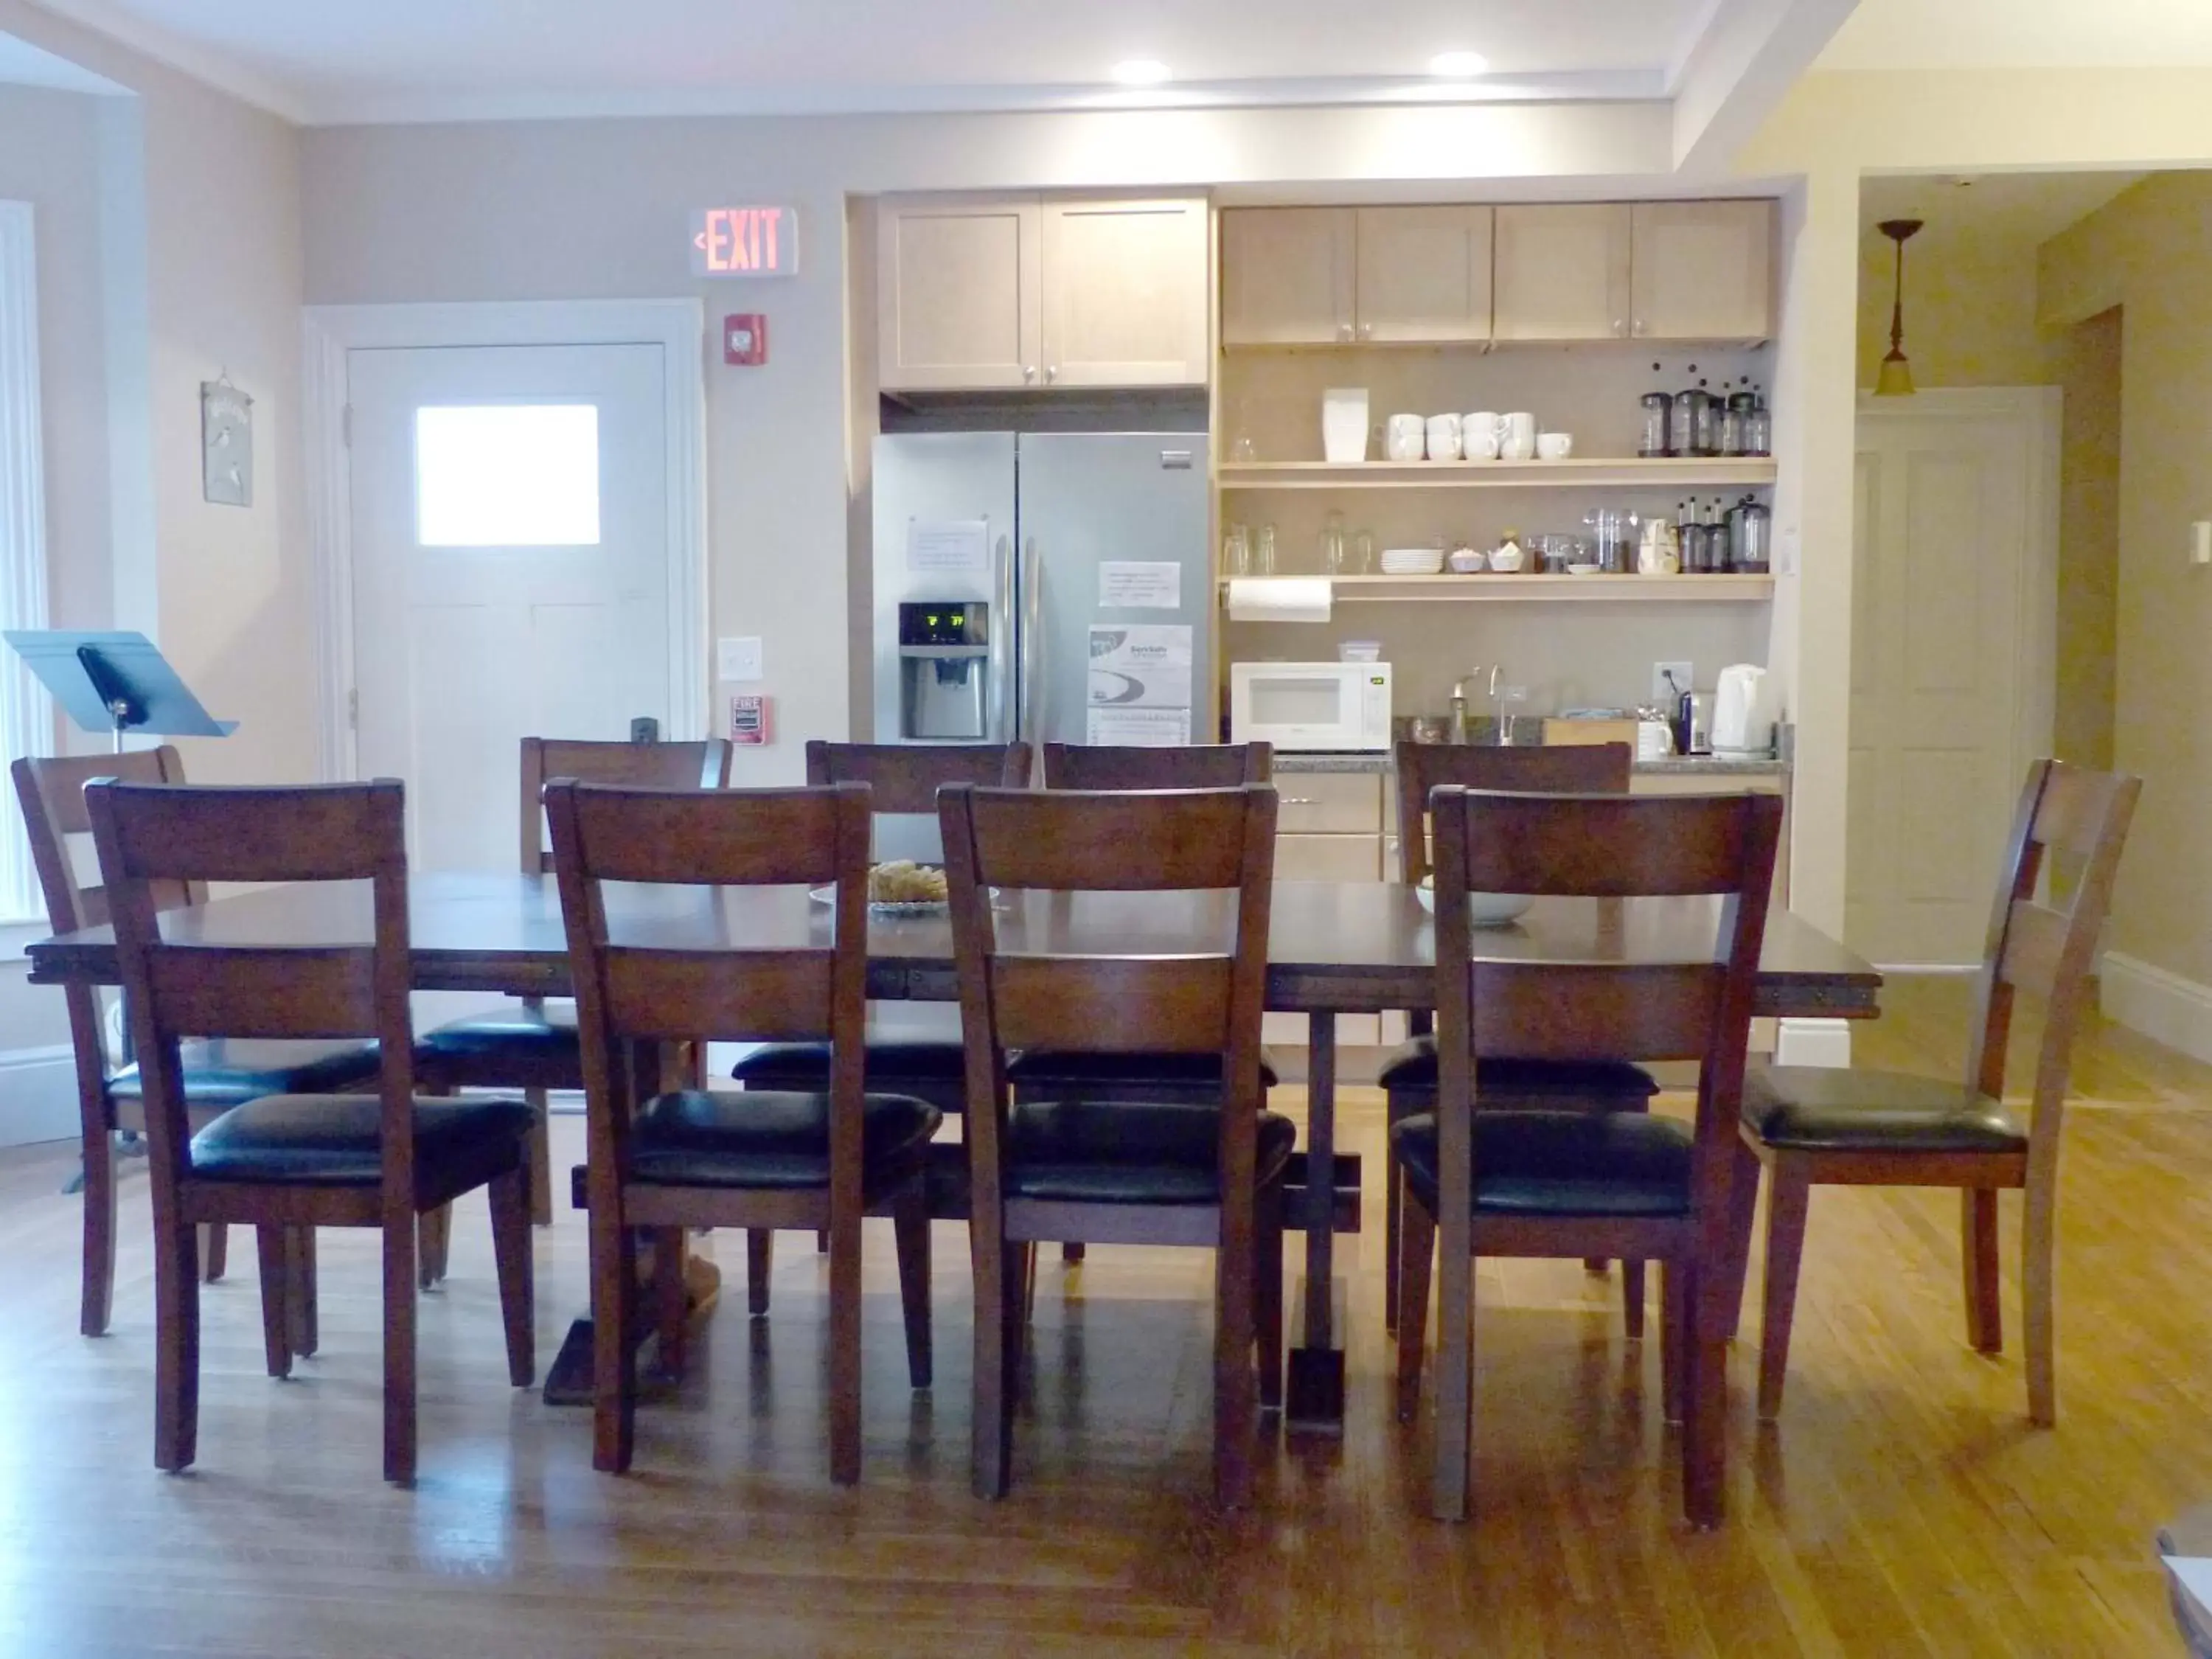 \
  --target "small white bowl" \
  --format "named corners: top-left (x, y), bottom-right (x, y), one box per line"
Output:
top-left (1566, 562), bottom-right (1601, 577)
top-left (1415, 880), bottom-right (1535, 928)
